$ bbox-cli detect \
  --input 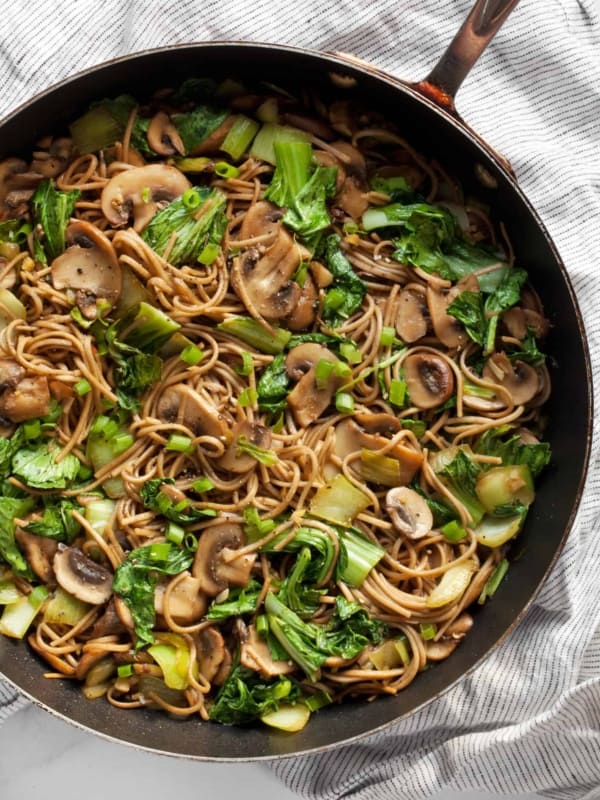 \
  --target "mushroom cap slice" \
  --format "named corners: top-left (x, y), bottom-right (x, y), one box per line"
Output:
top-left (192, 522), bottom-right (256, 597)
top-left (147, 112), bottom-right (185, 156)
top-left (239, 622), bottom-right (295, 678)
top-left (51, 220), bottom-right (122, 319)
top-left (330, 140), bottom-right (369, 219)
top-left (217, 420), bottom-right (272, 473)
top-left (53, 546), bottom-right (112, 605)
top-left (403, 352), bottom-right (455, 410)
top-left (286, 273), bottom-right (318, 332)
top-left (427, 284), bottom-right (469, 349)
top-left (0, 374), bottom-right (51, 423)
top-left (482, 352), bottom-right (540, 405)
top-left (195, 626), bottom-right (227, 682)
top-left (396, 286), bottom-right (429, 343)
top-left (14, 529), bottom-right (58, 584)
top-left (101, 163), bottom-right (191, 231)
top-left (156, 384), bottom-right (231, 439)
top-left (231, 227), bottom-right (305, 322)
top-left (154, 574), bottom-right (207, 625)
top-left (238, 200), bottom-right (281, 242)
top-left (285, 343), bottom-right (341, 427)
top-left (386, 487), bottom-right (433, 539)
